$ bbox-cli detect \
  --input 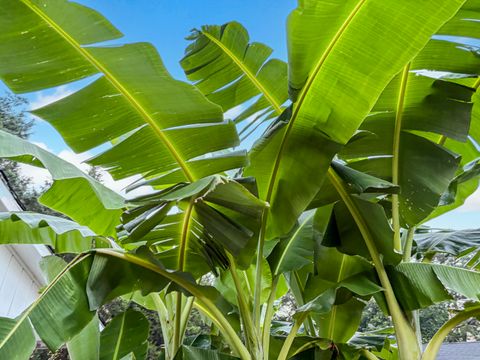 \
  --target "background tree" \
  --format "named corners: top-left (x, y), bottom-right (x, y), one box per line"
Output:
top-left (0, 93), bottom-right (57, 214)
